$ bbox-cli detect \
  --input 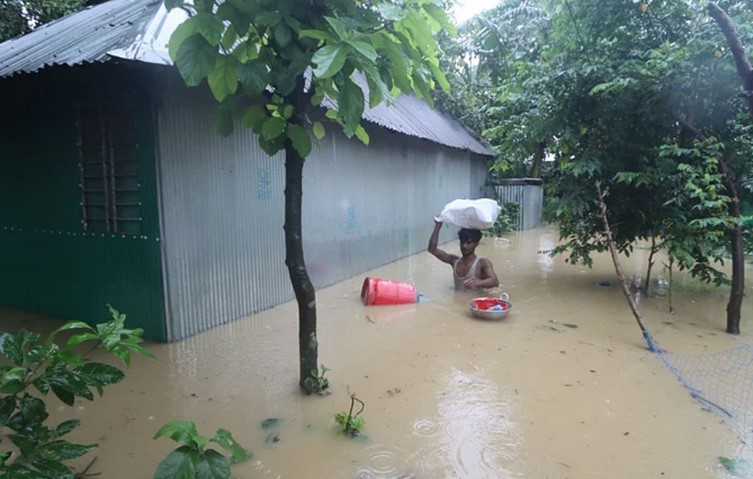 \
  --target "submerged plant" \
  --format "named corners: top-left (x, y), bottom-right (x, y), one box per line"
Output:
top-left (335, 394), bottom-right (365, 438)
top-left (152, 421), bottom-right (251, 479)
top-left (0, 305), bottom-right (153, 478)
top-left (303, 364), bottom-right (331, 395)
